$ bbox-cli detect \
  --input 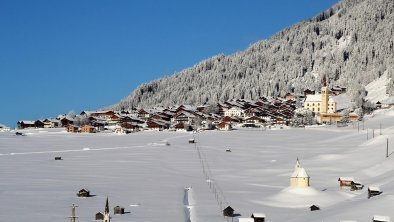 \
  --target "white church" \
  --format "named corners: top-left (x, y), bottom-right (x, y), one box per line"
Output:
top-left (290, 158), bottom-right (310, 187)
